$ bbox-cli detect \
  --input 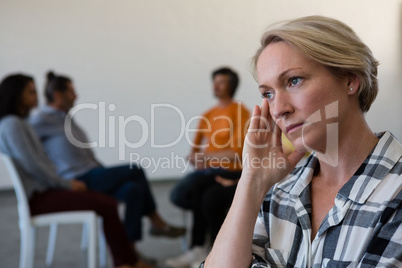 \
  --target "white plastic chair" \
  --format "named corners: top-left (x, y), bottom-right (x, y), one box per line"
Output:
top-left (45, 219), bottom-right (107, 267)
top-left (80, 219), bottom-right (108, 267)
top-left (1, 153), bottom-right (98, 268)
top-left (49, 193), bottom-right (127, 268)
top-left (79, 203), bottom-right (126, 267)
